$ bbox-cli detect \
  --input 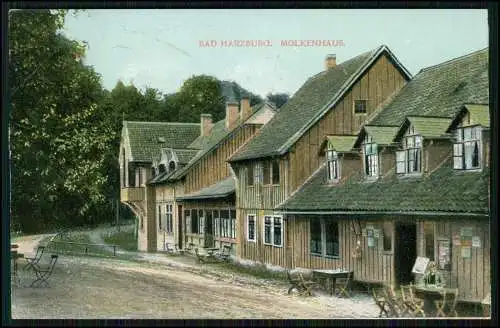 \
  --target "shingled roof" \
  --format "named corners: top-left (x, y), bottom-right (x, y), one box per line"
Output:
top-left (277, 160), bottom-right (489, 215)
top-left (123, 121), bottom-right (200, 162)
top-left (151, 102), bottom-right (274, 184)
top-left (229, 45), bottom-right (412, 162)
top-left (176, 177), bottom-right (235, 200)
top-left (369, 48), bottom-right (488, 127)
